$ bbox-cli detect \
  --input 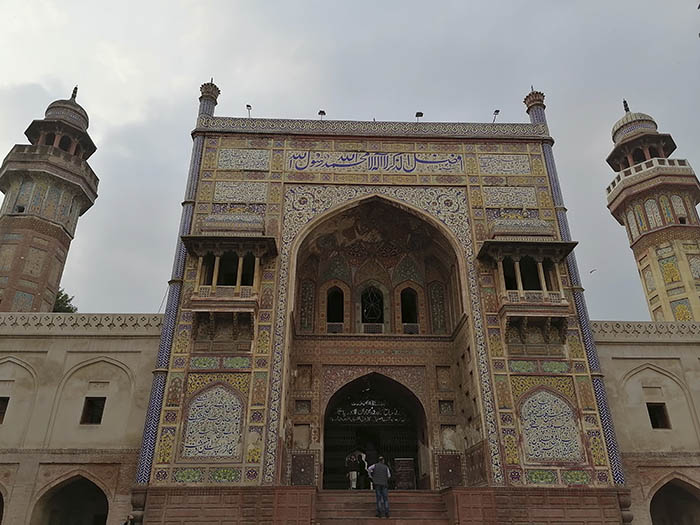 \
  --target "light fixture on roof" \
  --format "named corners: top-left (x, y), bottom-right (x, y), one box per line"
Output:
top-left (415, 111), bottom-right (423, 122)
top-left (318, 109), bottom-right (326, 120)
top-left (492, 109), bottom-right (500, 123)
top-left (246, 104), bottom-right (252, 118)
